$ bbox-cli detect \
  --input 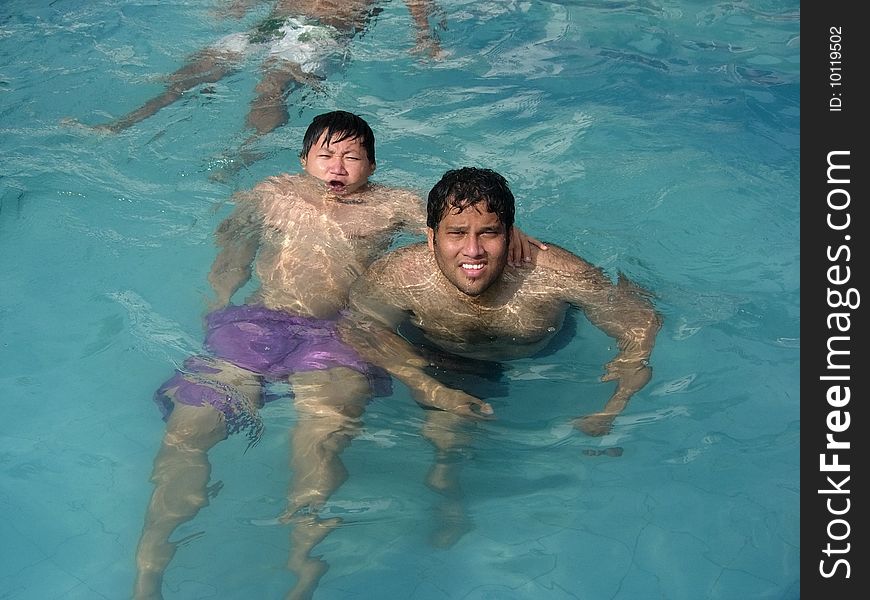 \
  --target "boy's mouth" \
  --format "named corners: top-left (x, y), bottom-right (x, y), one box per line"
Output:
top-left (327, 180), bottom-right (347, 194)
